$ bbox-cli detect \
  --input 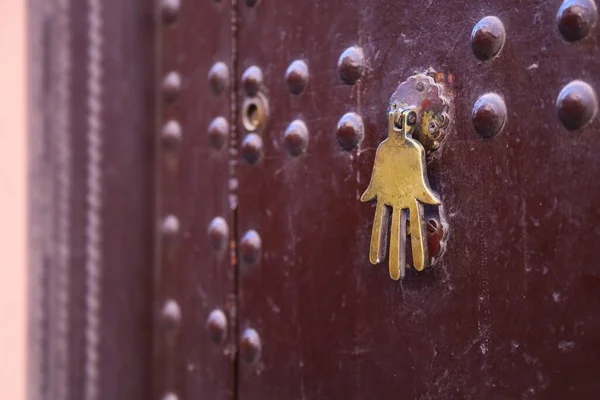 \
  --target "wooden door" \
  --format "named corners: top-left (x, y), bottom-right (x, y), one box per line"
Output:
top-left (234, 0), bottom-right (600, 399)
top-left (30, 0), bottom-right (600, 399)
